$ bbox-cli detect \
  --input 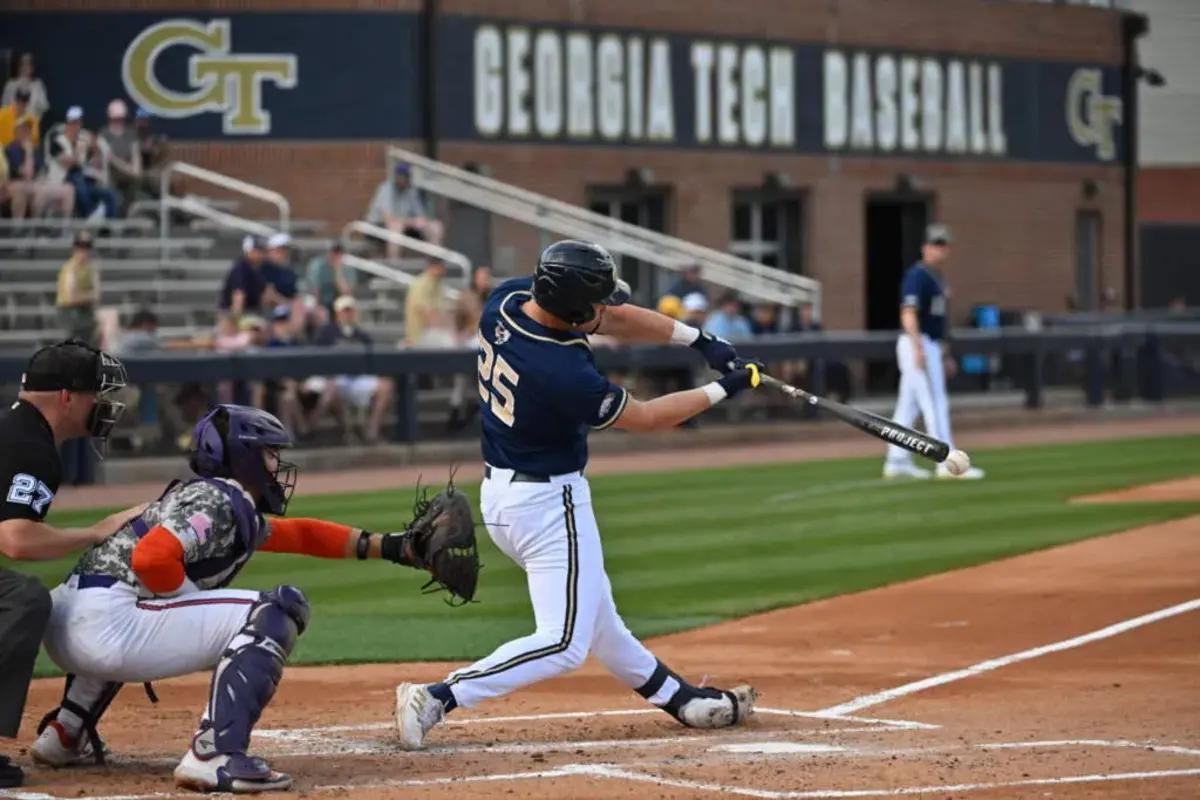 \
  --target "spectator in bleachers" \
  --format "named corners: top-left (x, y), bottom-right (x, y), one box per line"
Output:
top-left (308, 295), bottom-right (394, 443)
top-left (0, 138), bottom-right (8, 210)
top-left (260, 305), bottom-right (309, 439)
top-left (682, 292), bottom-right (709, 328)
top-left (749, 302), bottom-right (780, 336)
top-left (447, 265), bottom-right (493, 430)
top-left (5, 114), bottom-right (74, 222)
top-left (704, 291), bottom-right (754, 341)
top-left (118, 309), bottom-right (161, 354)
top-left (305, 240), bottom-right (359, 313)
top-left (98, 99), bottom-right (141, 214)
top-left (48, 106), bottom-right (116, 220)
top-left (134, 109), bottom-right (169, 198)
top-left (403, 258), bottom-right (453, 346)
top-left (219, 235), bottom-right (268, 316)
top-left (55, 230), bottom-right (99, 344)
top-left (656, 294), bottom-right (684, 320)
top-left (263, 232), bottom-right (299, 305)
top-left (792, 301), bottom-right (821, 333)
top-left (0, 87), bottom-right (39, 147)
top-left (367, 162), bottom-right (444, 259)
top-left (664, 263), bottom-right (707, 304)
top-left (2, 53), bottom-right (50, 120)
